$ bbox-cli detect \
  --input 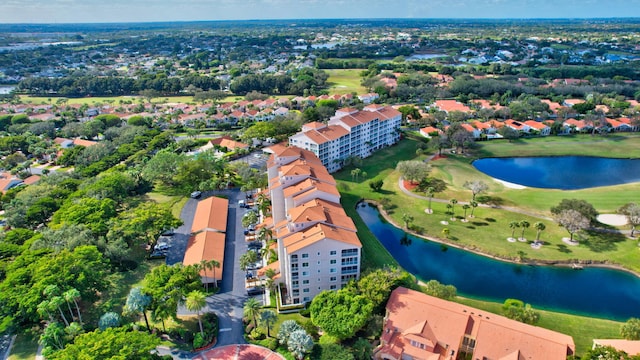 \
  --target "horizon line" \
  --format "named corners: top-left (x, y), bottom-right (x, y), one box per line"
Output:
top-left (2, 16), bottom-right (640, 26)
